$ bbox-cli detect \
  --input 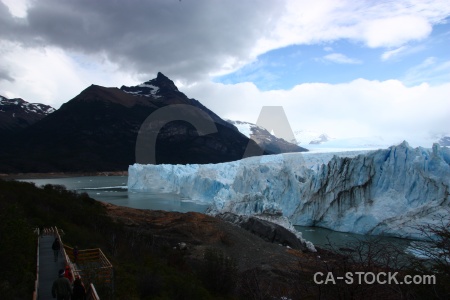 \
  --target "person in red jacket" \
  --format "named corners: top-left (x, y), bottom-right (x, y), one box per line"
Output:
top-left (64, 265), bottom-right (73, 283)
